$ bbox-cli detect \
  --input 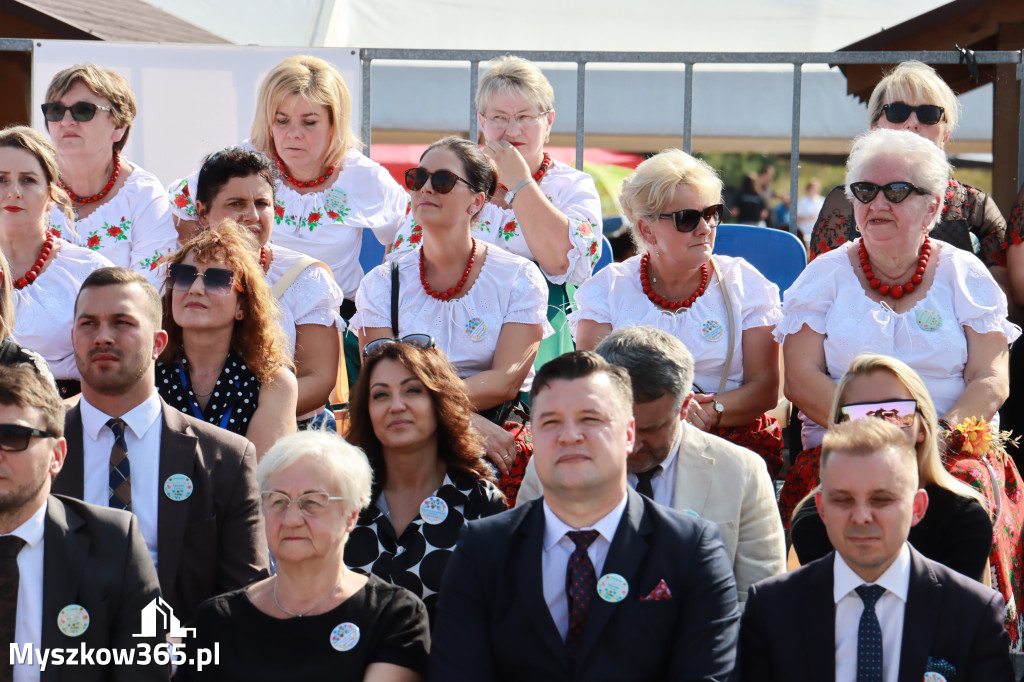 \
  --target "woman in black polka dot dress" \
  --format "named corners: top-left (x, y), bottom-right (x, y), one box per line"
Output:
top-left (156, 222), bottom-right (297, 459)
top-left (343, 341), bottom-right (505, 620)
